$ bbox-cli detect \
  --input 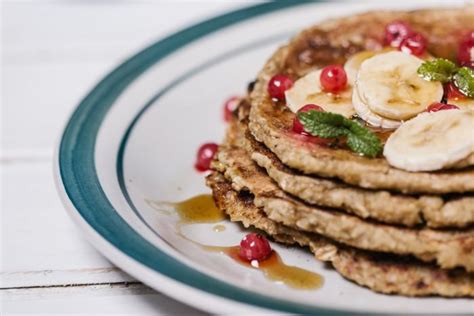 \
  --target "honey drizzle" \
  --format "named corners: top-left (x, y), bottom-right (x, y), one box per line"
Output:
top-left (148, 194), bottom-right (324, 290)
top-left (178, 227), bottom-right (323, 290)
top-left (147, 194), bottom-right (225, 224)
top-left (174, 194), bottom-right (225, 223)
top-left (202, 245), bottom-right (323, 290)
